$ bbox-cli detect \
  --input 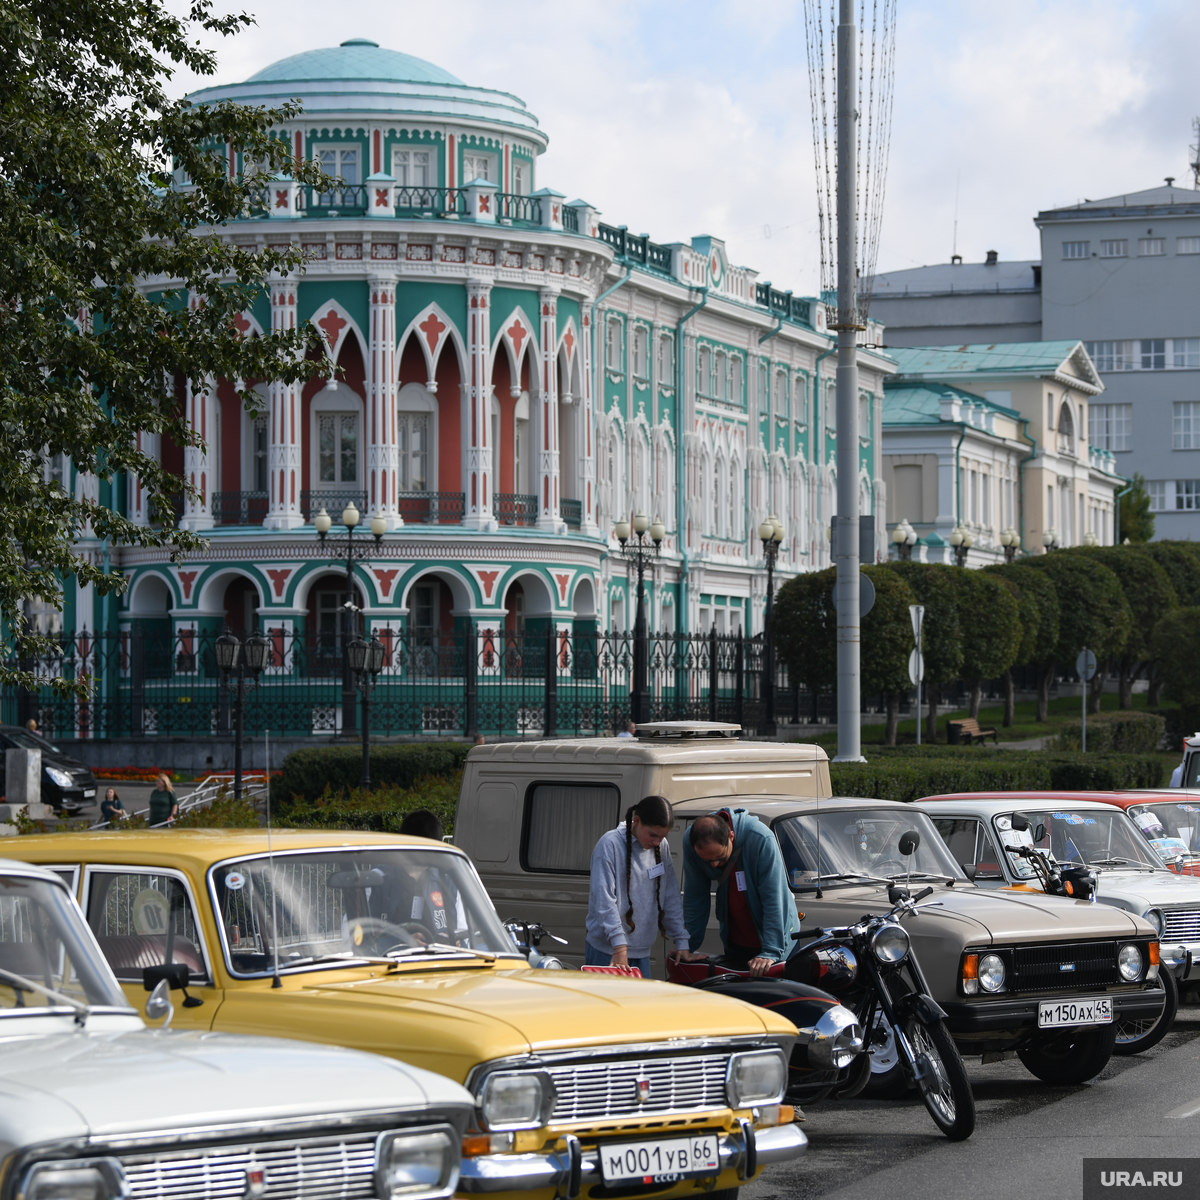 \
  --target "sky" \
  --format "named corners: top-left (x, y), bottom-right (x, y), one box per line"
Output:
top-left (168, 0), bottom-right (1200, 297)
